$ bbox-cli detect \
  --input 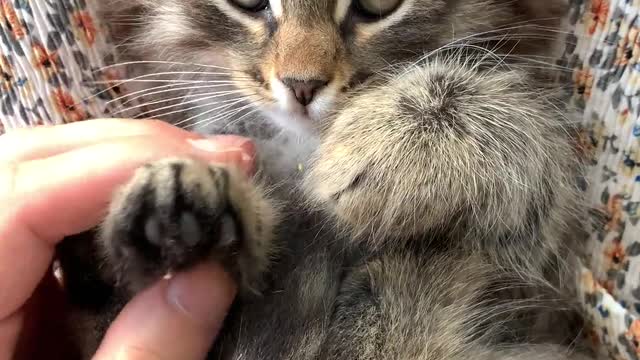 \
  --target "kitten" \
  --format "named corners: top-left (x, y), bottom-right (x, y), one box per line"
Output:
top-left (57, 0), bottom-right (592, 359)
